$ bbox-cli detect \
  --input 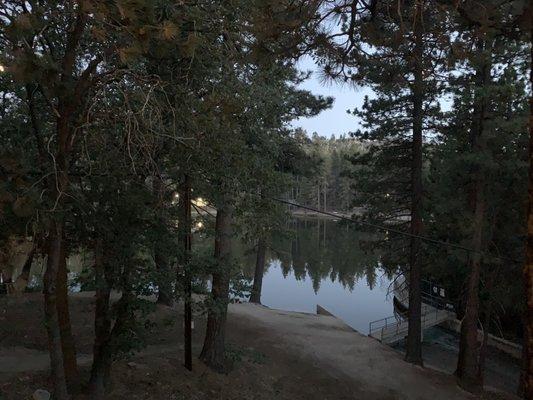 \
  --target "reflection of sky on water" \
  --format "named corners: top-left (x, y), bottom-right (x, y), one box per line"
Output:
top-left (261, 260), bottom-right (393, 334)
